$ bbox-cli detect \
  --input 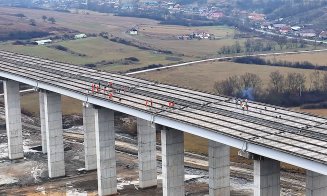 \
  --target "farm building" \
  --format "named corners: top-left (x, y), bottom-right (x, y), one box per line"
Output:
top-left (74, 34), bottom-right (87, 39)
top-left (35, 39), bottom-right (52, 45)
top-left (291, 26), bottom-right (302, 31)
top-left (192, 31), bottom-right (211, 39)
top-left (319, 31), bottom-right (327, 39)
top-left (299, 29), bottom-right (317, 38)
top-left (129, 28), bottom-right (138, 35)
